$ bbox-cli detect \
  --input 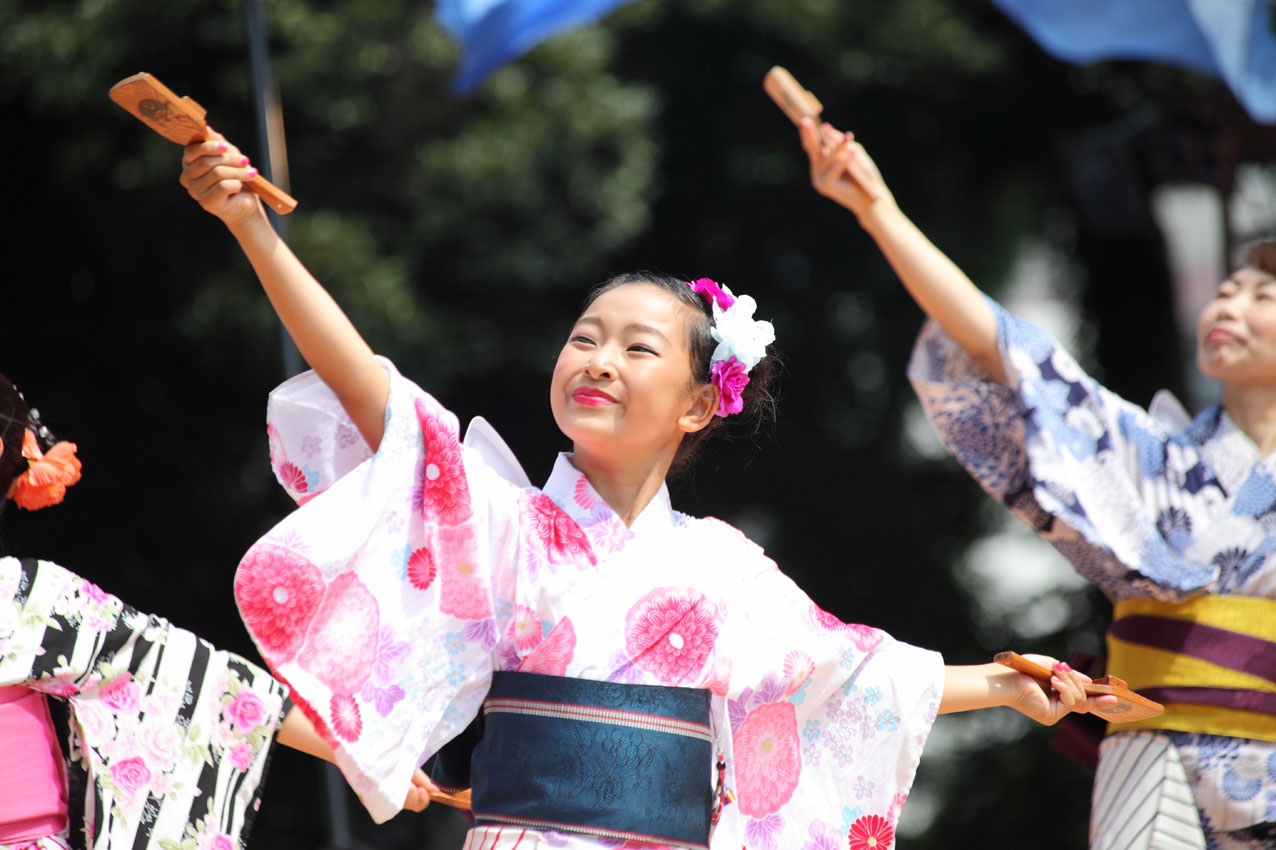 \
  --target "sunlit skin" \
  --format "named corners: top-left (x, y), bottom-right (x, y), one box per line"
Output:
top-left (798, 114), bottom-right (1276, 459)
top-left (1196, 266), bottom-right (1276, 457)
top-left (550, 283), bottom-right (717, 527)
